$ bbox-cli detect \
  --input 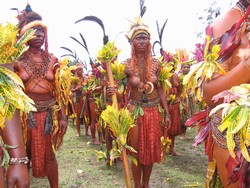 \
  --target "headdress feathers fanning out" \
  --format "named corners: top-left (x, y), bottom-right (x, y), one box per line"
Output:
top-left (126, 0), bottom-right (150, 43)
